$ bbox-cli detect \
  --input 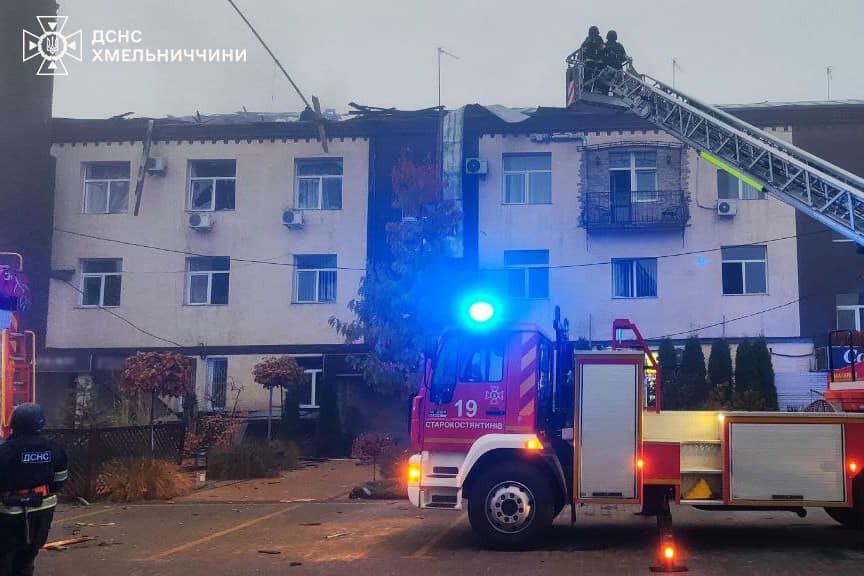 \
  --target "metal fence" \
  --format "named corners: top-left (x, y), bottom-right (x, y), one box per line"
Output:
top-left (44, 422), bottom-right (186, 499)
